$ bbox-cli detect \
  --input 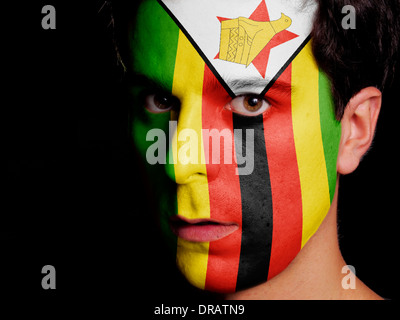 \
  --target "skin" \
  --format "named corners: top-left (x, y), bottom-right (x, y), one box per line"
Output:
top-left (228, 87), bottom-right (383, 299)
top-left (128, 0), bottom-right (383, 299)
